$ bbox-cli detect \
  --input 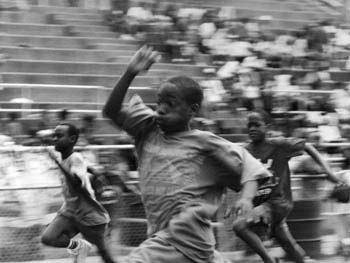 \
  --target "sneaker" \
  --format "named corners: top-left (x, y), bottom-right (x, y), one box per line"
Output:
top-left (67, 245), bottom-right (78, 263)
top-left (76, 239), bottom-right (92, 263)
top-left (68, 239), bottom-right (92, 263)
